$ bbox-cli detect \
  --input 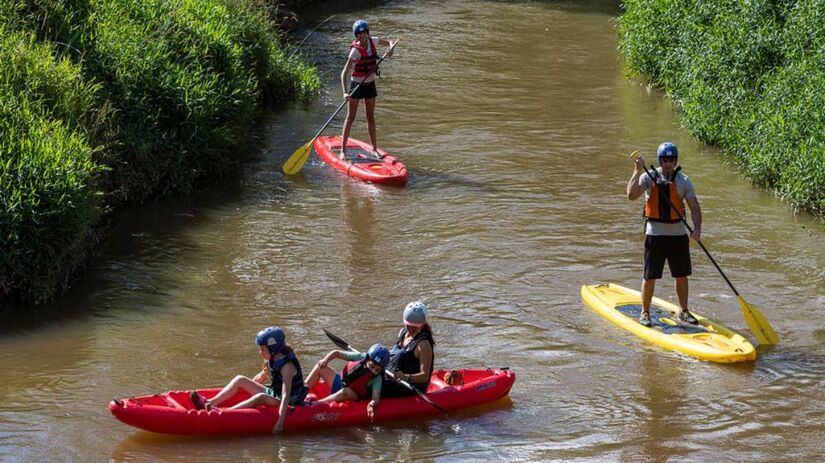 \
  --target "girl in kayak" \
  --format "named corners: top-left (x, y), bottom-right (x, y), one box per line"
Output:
top-left (190, 326), bottom-right (307, 433)
top-left (304, 343), bottom-right (391, 419)
top-left (382, 301), bottom-right (435, 398)
top-left (340, 19), bottom-right (398, 161)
